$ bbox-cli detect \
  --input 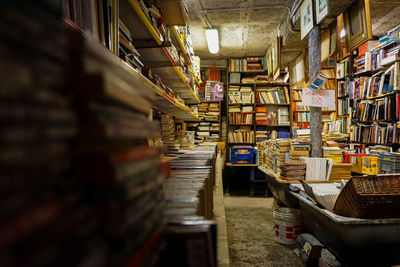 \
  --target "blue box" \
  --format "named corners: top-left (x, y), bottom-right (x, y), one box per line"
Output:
top-left (231, 147), bottom-right (257, 164)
